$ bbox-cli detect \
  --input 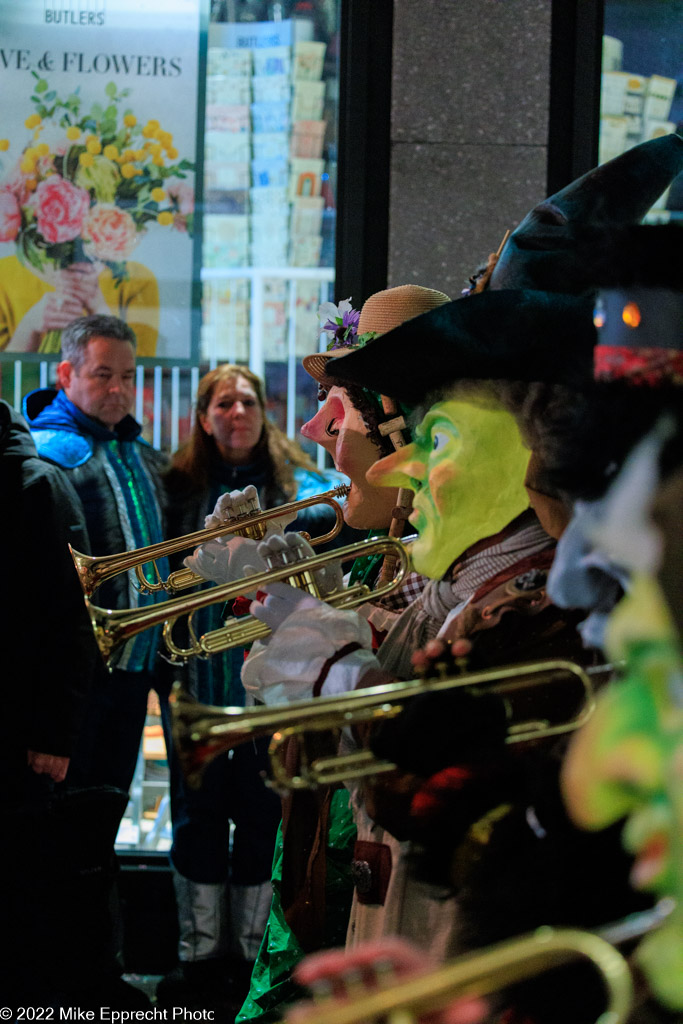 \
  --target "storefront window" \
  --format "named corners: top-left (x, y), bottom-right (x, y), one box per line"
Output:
top-left (115, 0), bottom-right (342, 852)
top-left (201, 0), bottom-right (340, 458)
top-left (600, 0), bottom-right (683, 221)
